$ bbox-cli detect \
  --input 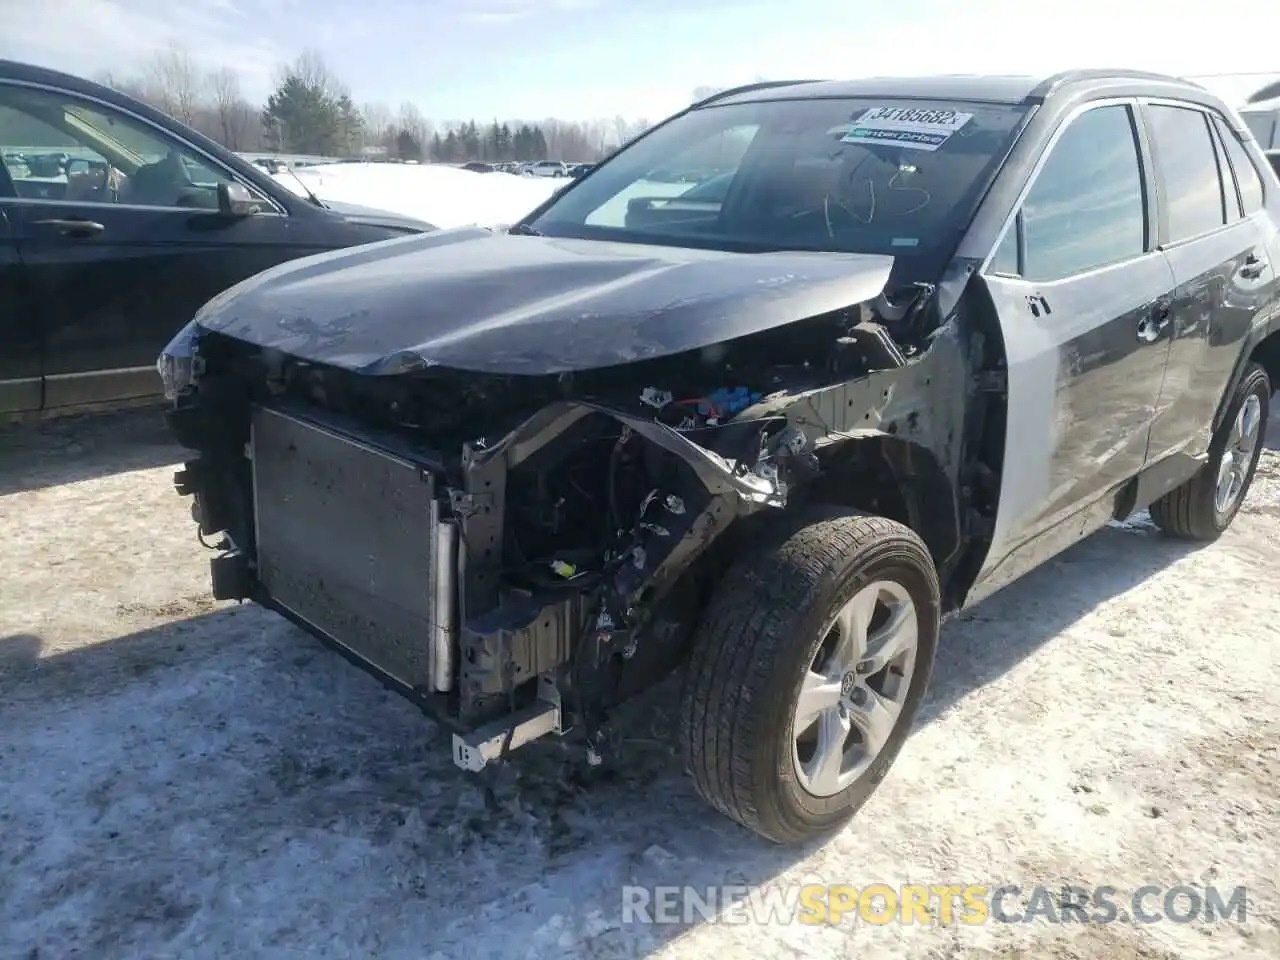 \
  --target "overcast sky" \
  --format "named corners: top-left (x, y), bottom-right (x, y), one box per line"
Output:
top-left (2, 0), bottom-right (1277, 121)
